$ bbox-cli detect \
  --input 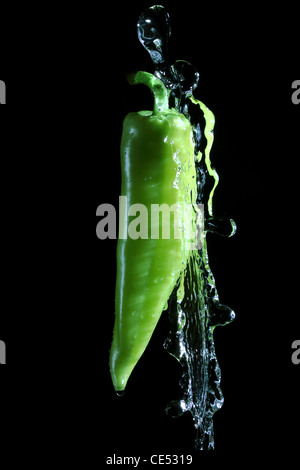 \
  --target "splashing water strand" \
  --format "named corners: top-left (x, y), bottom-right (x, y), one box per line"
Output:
top-left (137, 5), bottom-right (236, 450)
